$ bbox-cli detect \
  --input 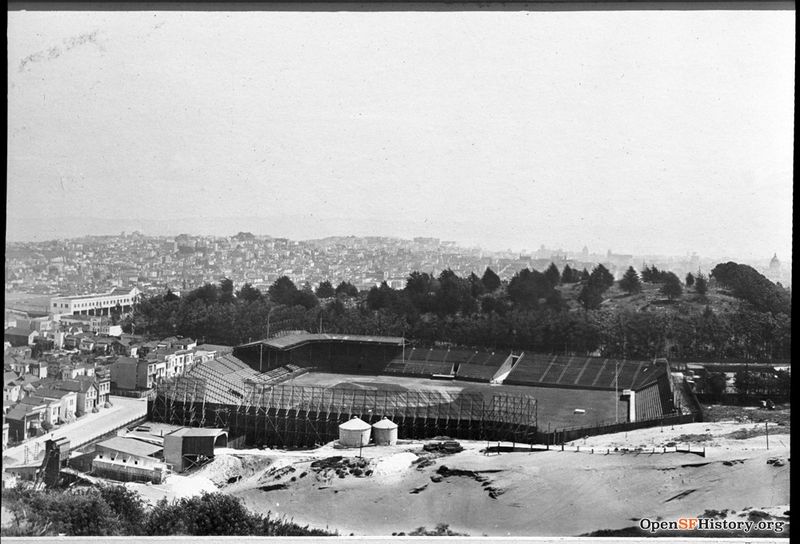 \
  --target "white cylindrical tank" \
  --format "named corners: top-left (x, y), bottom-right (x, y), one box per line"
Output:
top-left (371, 417), bottom-right (398, 446)
top-left (338, 416), bottom-right (372, 447)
